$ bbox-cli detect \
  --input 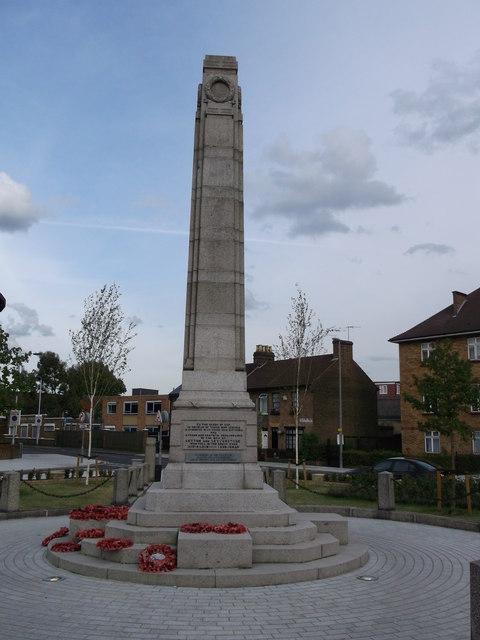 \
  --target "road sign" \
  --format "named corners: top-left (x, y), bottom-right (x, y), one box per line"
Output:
top-left (9, 410), bottom-right (21, 427)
